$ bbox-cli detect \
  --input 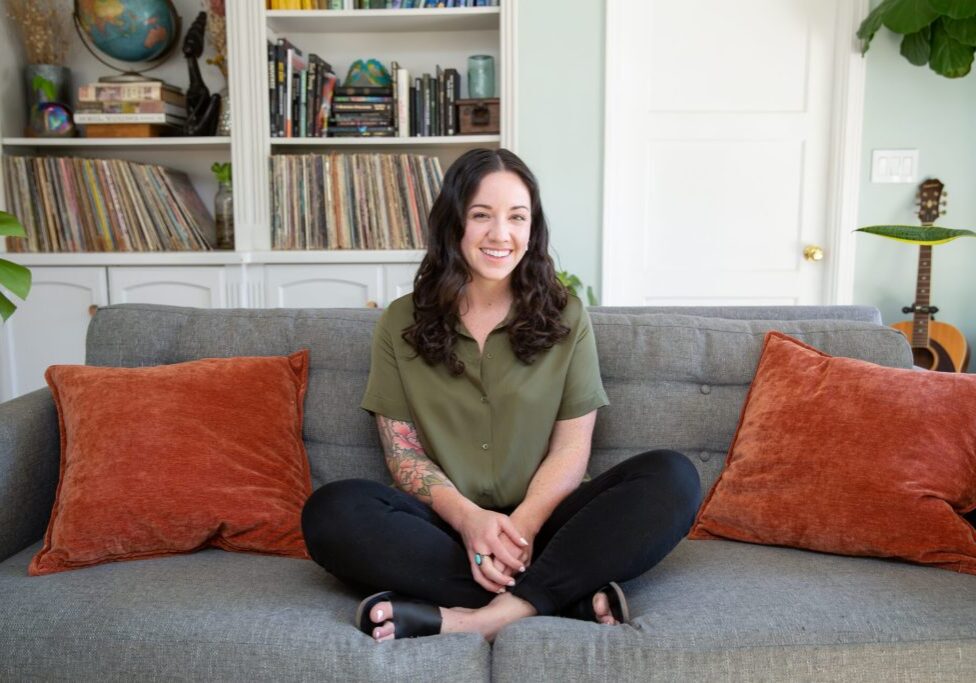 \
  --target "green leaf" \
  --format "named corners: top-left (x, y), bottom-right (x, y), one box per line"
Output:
top-left (858, 0), bottom-right (901, 53)
top-left (0, 211), bottom-right (27, 238)
top-left (927, 0), bottom-right (976, 19)
top-left (930, 18), bottom-right (975, 76)
top-left (944, 15), bottom-right (976, 45)
top-left (901, 25), bottom-right (933, 64)
top-left (855, 225), bottom-right (976, 244)
top-left (586, 285), bottom-right (598, 307)
top-left (31, 75), bottom-right (57, 102)
top-left (0, 258), bottom-right (32, 300)
top-left (0, 291), bottom-right (15, 322)
top-left (882, 0), bottom-right (940, 34)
